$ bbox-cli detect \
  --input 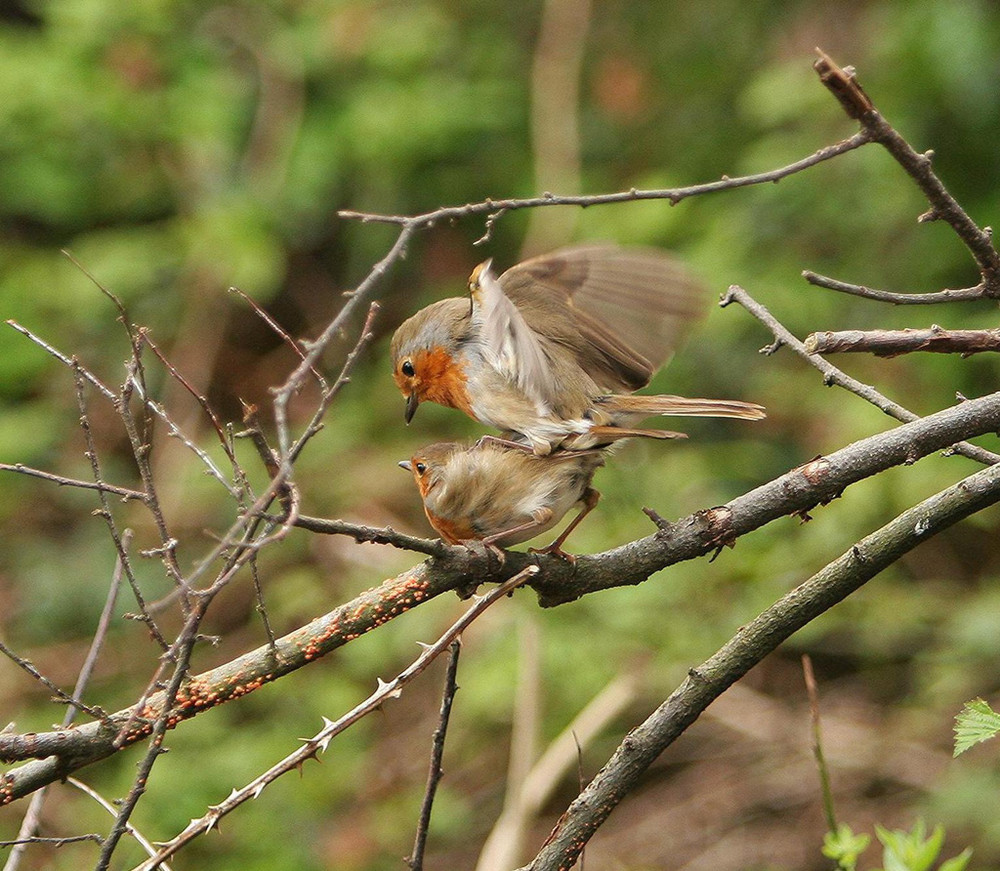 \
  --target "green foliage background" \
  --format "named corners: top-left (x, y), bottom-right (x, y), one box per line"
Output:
top-left (1, 1), bottom-right (999, 869)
